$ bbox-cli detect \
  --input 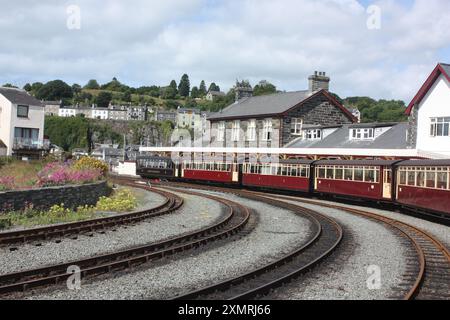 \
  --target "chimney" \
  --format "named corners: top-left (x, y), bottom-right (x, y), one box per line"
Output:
top-left (308, 71), bottom-right (330, 92)
top-left (234, 80), bottom-right (253, 103)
